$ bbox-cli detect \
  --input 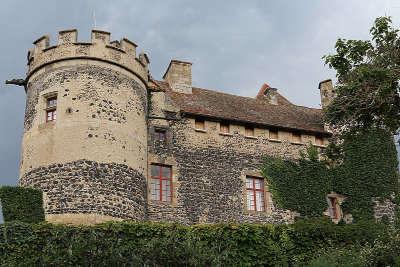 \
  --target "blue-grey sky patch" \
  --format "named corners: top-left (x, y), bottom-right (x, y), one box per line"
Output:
top-left (0, 0), bottom-right (399, 185)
